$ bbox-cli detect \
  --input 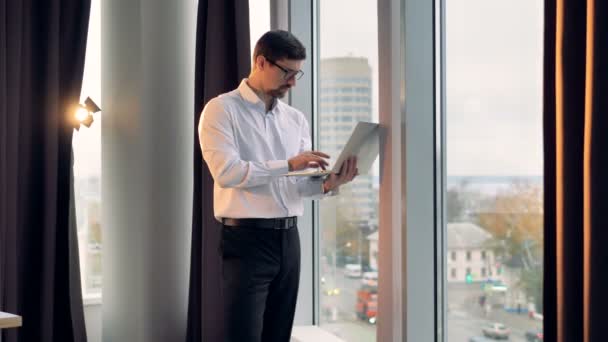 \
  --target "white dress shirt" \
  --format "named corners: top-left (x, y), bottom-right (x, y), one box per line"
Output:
top-left (199, 79), bottom-right (331, 220)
